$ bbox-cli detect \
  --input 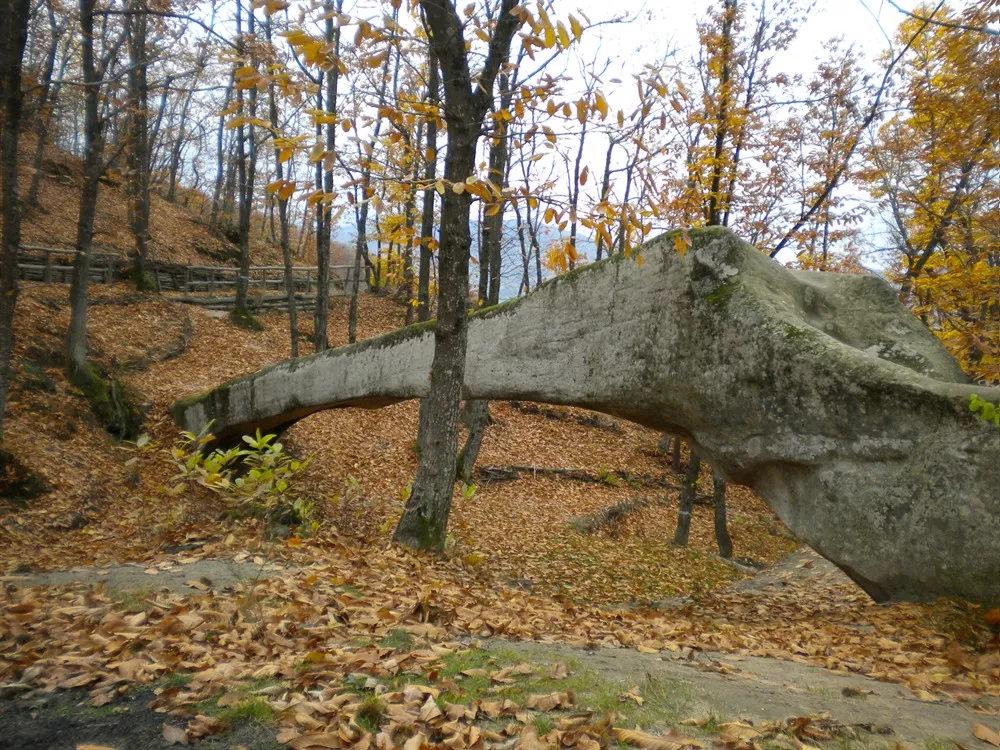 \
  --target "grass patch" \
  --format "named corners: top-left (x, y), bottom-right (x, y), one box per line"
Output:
top-left (110, 588), bottom-right (154, 614)
top-left (157, 673), bottom-right (194, 689)
top-left (218, 697), bottom-right (277, 726)
top-left (355, 696), bottom-right (384, 733)
top-left (533, 713), bottom-right (555, 736)
top-left (380, 628), bottom-right (415, 651)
